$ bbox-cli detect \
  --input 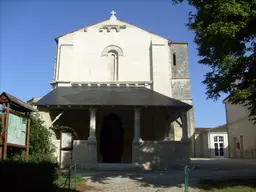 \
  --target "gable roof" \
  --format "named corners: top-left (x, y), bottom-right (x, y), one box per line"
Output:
top-left (55, 18), bottom-right (174, 43)
top-left (0, 92), bottom-right (36, 112)
top-left (195, 124), bottom-right (227, 134)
